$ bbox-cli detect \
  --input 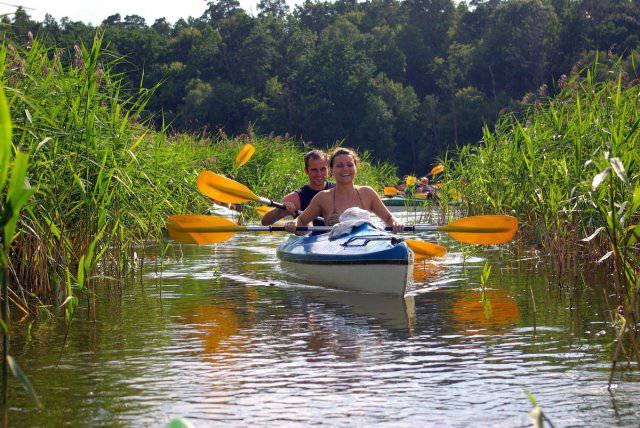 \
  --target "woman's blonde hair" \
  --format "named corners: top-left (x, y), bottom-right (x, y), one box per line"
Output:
top-left (329, 147), bottom-right (360, 168)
